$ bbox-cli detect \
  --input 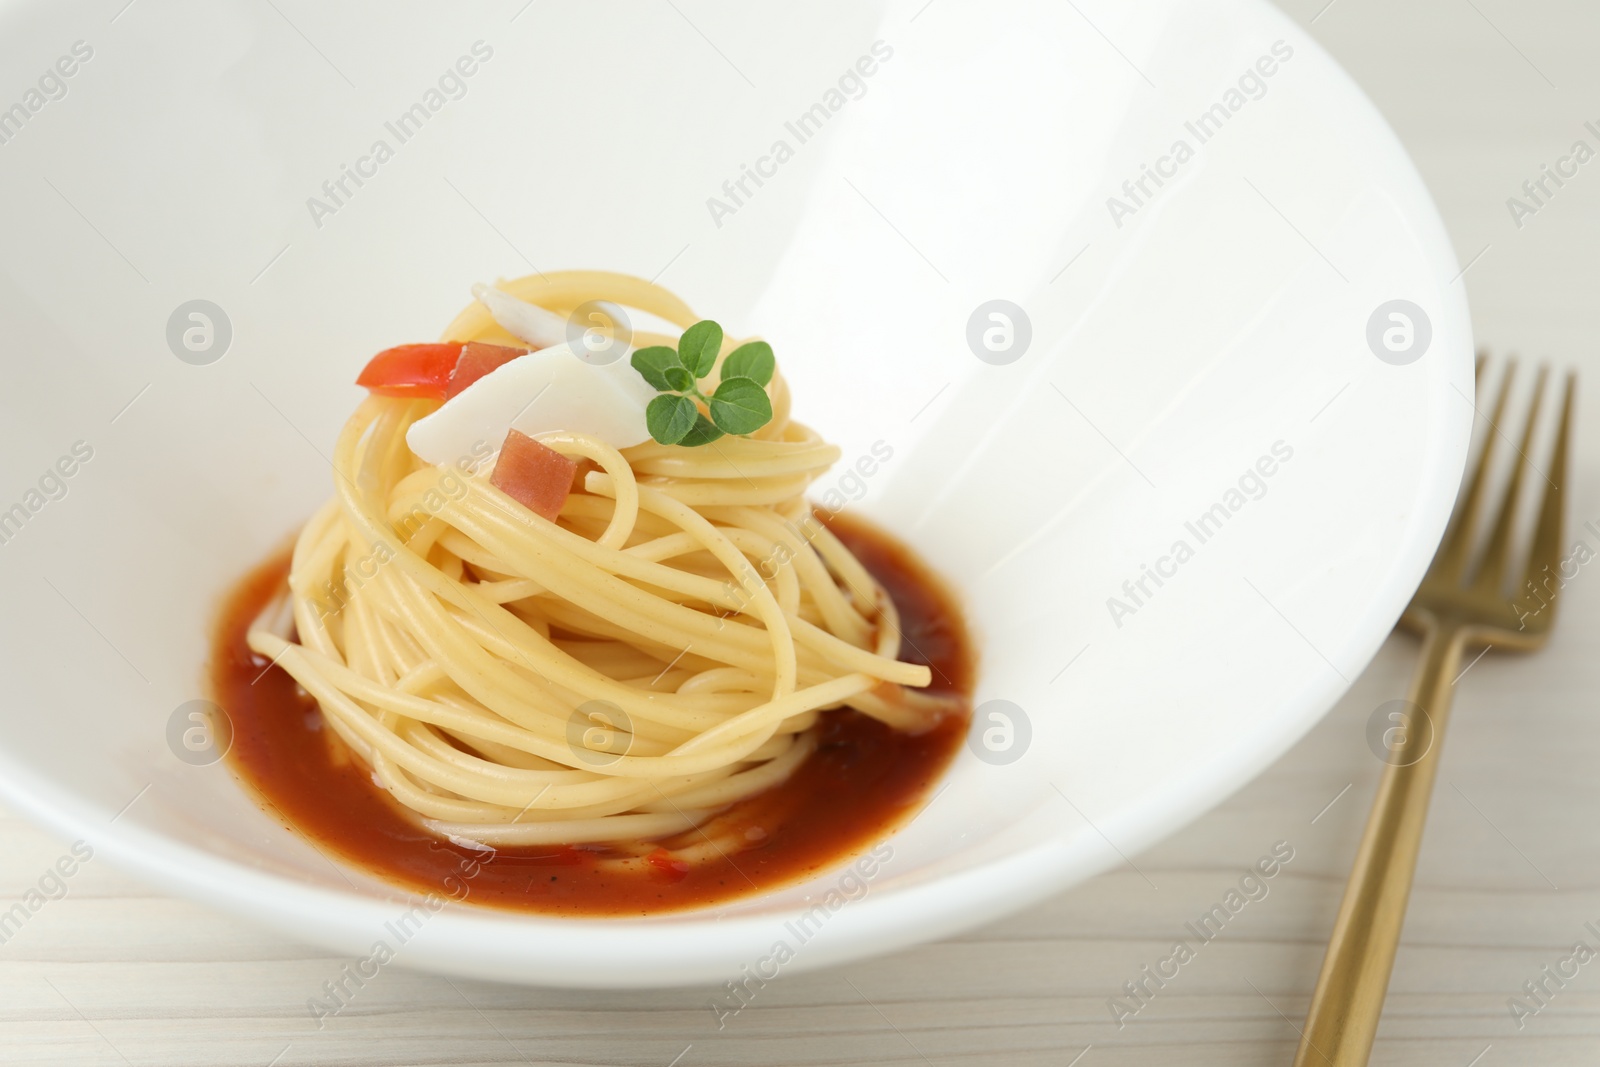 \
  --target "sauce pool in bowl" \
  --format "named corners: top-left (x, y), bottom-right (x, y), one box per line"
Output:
top-left (211, 512), bottom-right (975, 917)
